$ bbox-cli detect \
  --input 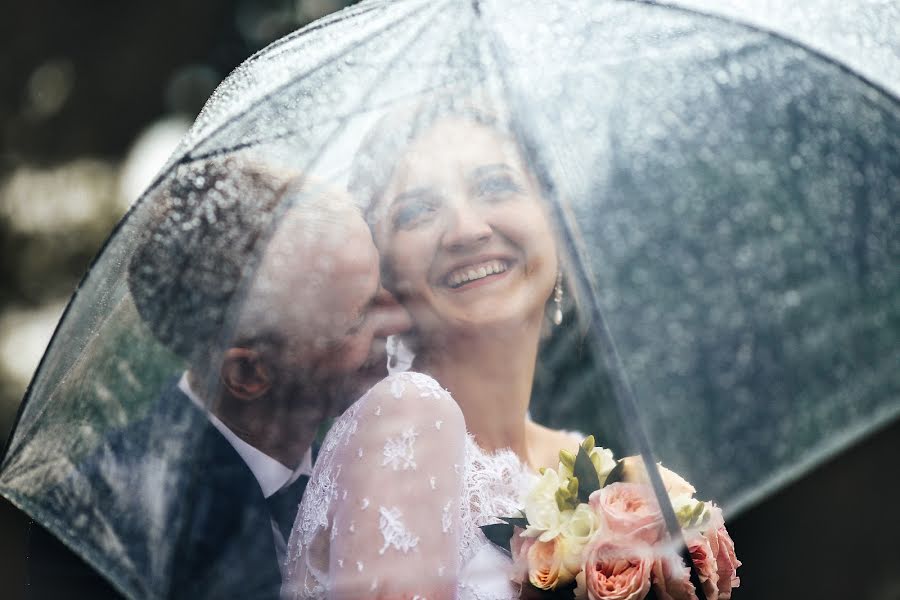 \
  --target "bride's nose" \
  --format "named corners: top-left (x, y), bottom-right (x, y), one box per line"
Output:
top-left (440, 199), bottom-right (491, 252)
